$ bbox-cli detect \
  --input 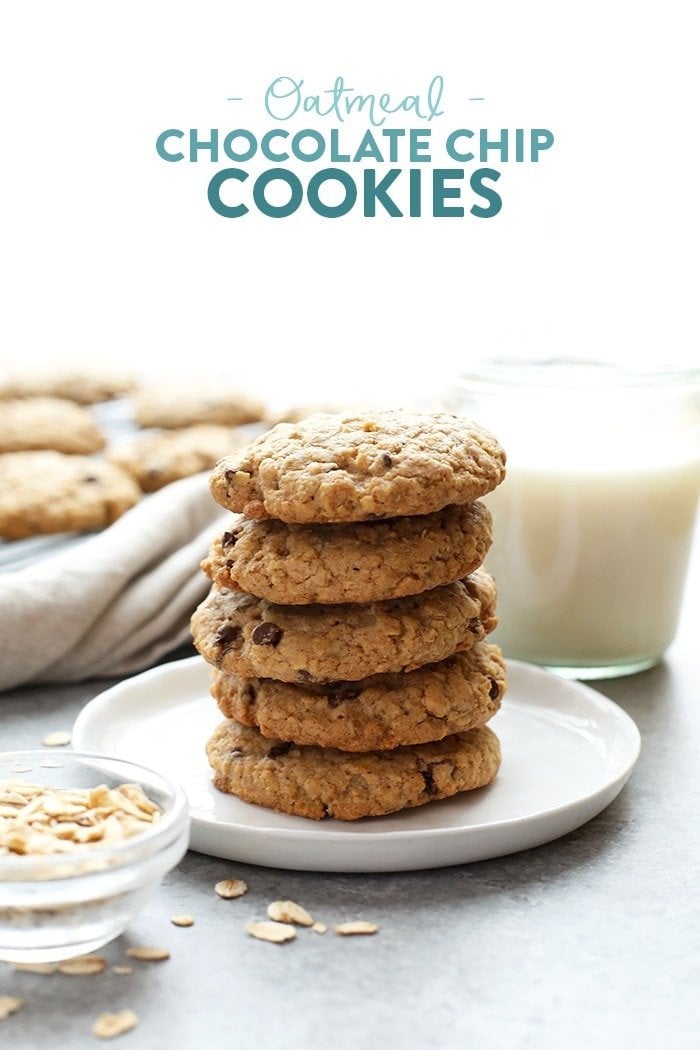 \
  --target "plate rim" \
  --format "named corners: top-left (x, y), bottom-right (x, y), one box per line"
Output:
top-left (73, 654), bottom-right (641, 845)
